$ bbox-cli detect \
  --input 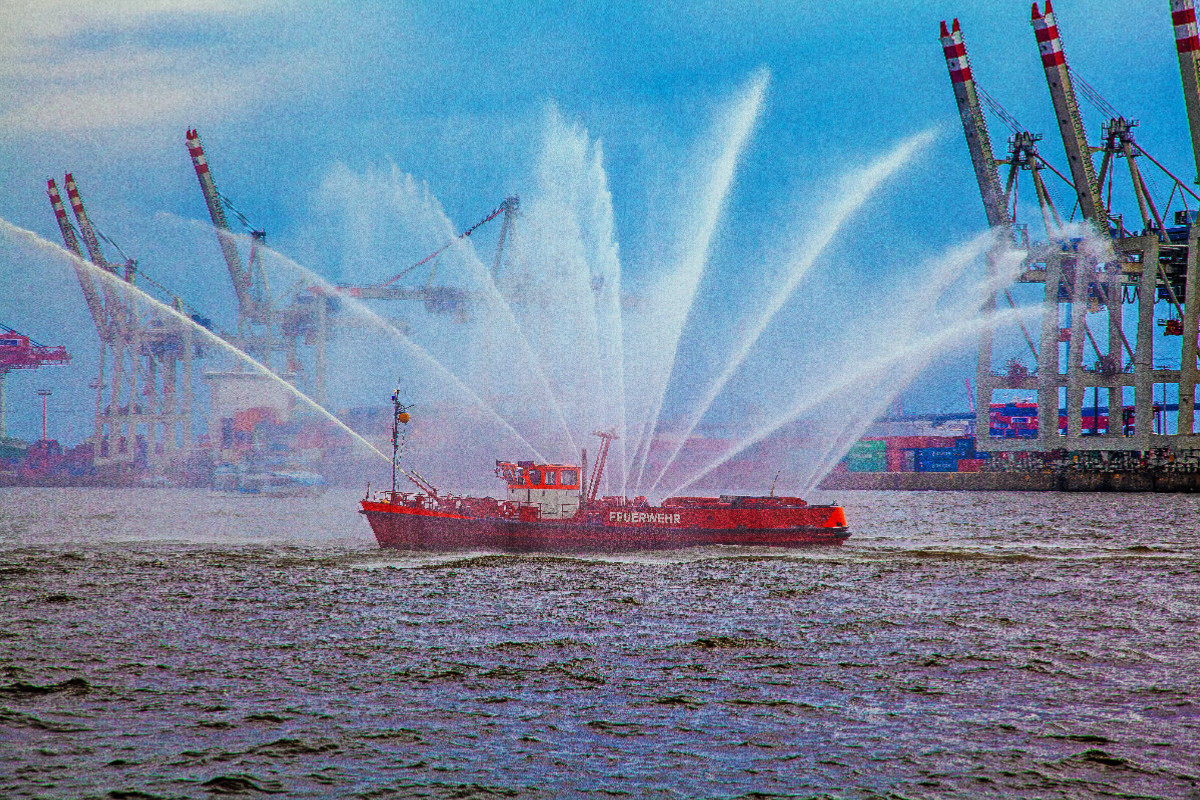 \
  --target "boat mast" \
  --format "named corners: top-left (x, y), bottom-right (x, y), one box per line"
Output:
top-left (391, 388), bottom-right (410, 494)
top-left (386, 390), bottom-right (441, 498)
